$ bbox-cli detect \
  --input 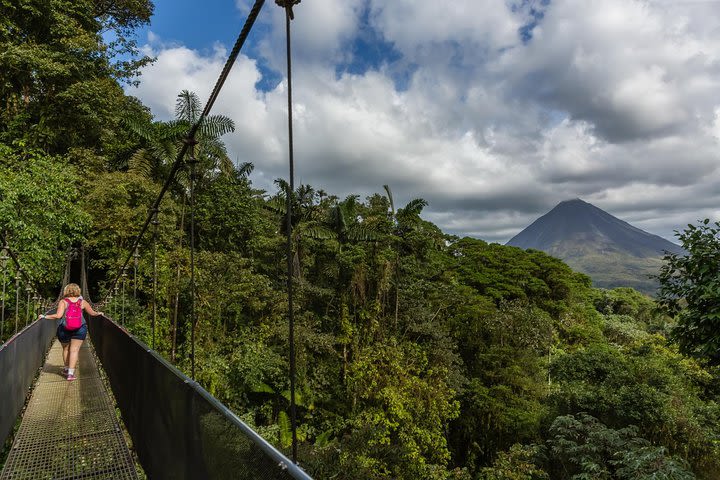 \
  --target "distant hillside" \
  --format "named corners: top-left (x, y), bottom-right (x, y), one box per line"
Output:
top-left (506, 199), bottom-right (683, 294)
